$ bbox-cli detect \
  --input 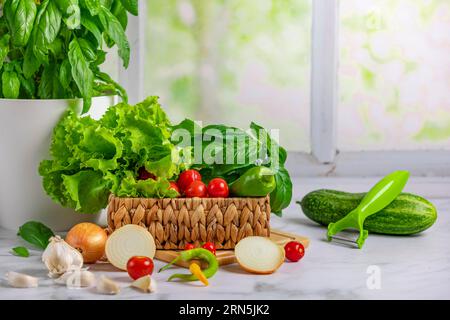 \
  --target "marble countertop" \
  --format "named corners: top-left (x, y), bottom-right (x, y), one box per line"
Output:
top-left (1, 177), bottom-right (449, 300)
